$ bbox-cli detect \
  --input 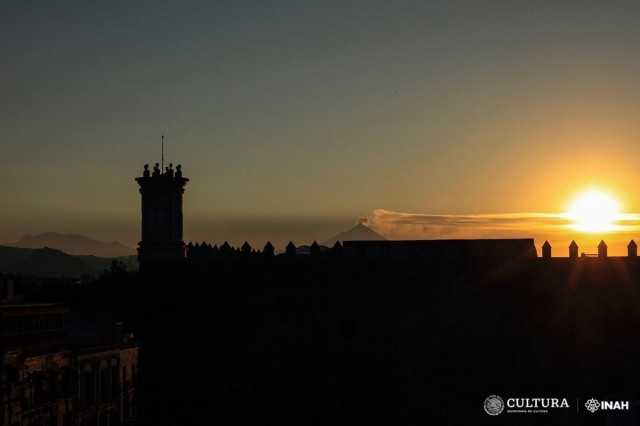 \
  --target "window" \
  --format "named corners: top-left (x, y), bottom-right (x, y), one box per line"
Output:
top-left (5, 365), bottom-right (19, 382)
top-left (100, 368), bottom-right (109, 401)
top-left (111, 365), bottom-right (119, 398)
top-left (33, 373), bottom-right (43, 404)
top-left (132, 364), bottom-right (137, 387)
top-left (123, 394), bottom-right (130, 419)
top-left (122, 367), bottom-right (128, 389)
top-left (83, 369), bottom-right (95, 406)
